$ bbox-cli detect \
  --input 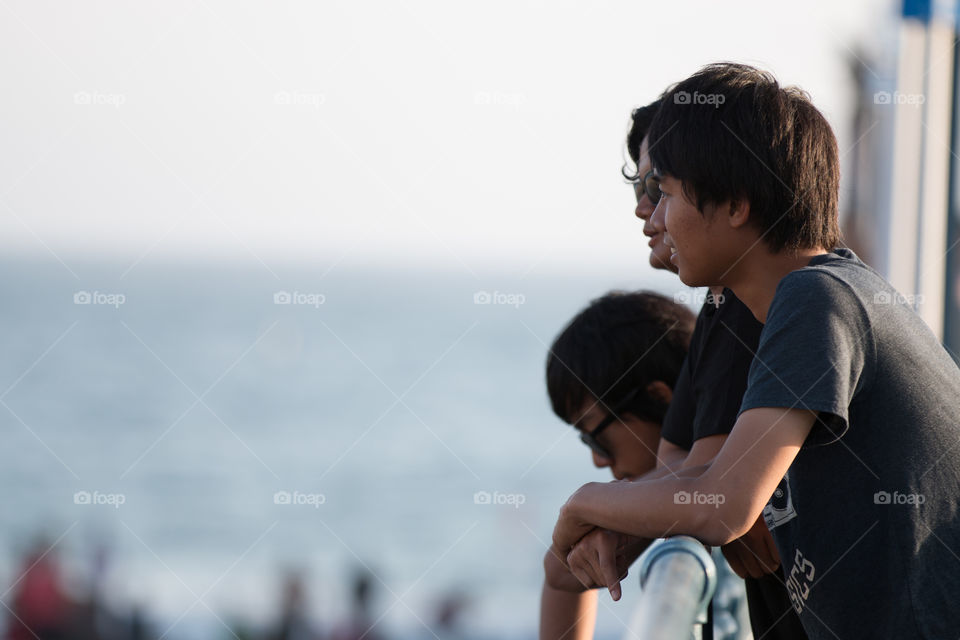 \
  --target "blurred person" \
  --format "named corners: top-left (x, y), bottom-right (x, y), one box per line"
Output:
top-left (5, 539), bottom-right (69, 640)
top-left (126, 606), bottom-right (149, 640)
top-left (266, 569), bottom-right (318, 640)
top-left (431, 589), bottom-right (471, 640)
top-left (552, 62), bottom-right (960, 640)
top-left (330, 569), bottom-right (382, 640)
